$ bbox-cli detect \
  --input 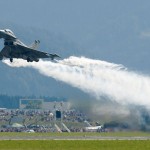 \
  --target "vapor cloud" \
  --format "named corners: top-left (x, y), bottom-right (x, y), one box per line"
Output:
top-left (3, 56), bottom-right (150, 107)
